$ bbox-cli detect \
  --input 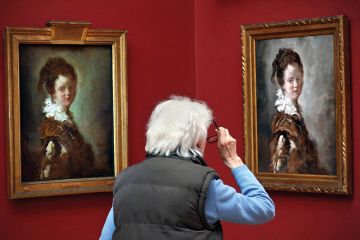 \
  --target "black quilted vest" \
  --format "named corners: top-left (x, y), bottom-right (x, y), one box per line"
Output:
top-left (112, 155), bottom-right (223, 240)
